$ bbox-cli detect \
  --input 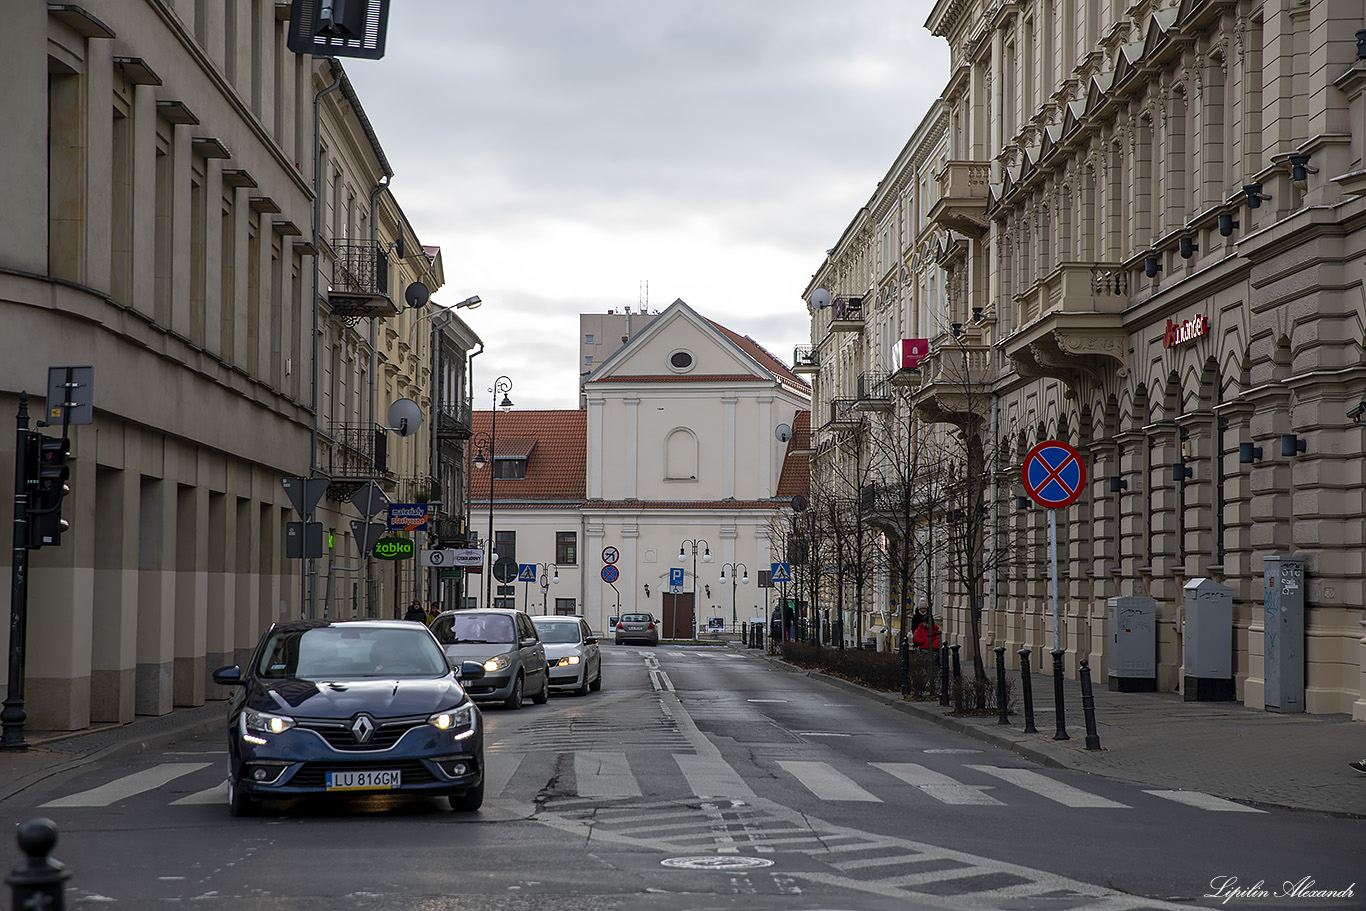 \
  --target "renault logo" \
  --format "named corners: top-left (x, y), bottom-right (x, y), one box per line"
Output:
top-left (350, 713), bottom-right (376, 744)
